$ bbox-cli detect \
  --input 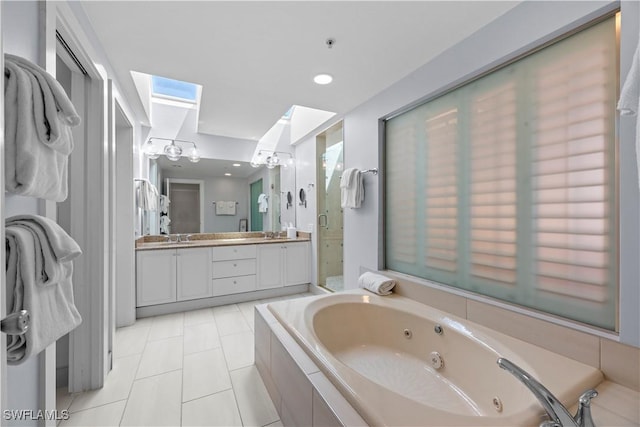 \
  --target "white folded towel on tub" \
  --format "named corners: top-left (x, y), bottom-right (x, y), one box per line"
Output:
top-left (358, 272), bottom-right (397, 295)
